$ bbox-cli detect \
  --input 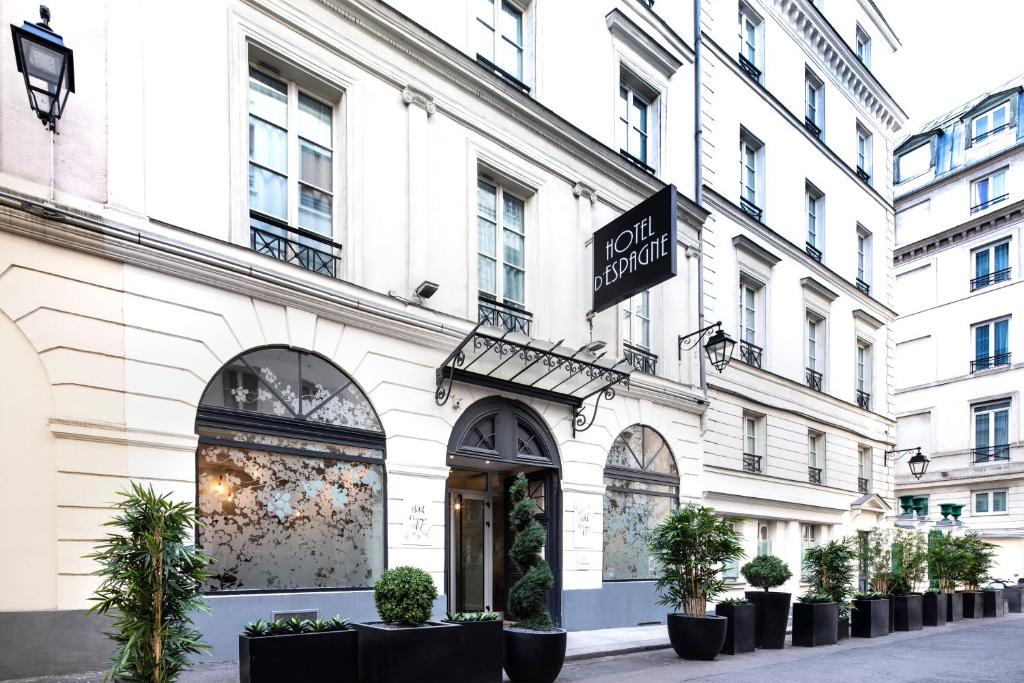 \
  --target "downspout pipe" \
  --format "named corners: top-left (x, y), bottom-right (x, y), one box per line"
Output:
top-left (694, 0), bottom-right (707, 395)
